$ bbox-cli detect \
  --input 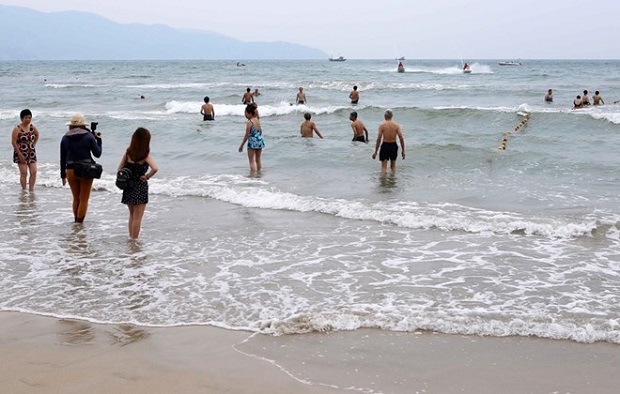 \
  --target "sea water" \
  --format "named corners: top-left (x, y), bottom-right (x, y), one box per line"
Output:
top-left (0, 59), bottom-right (619, 343)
